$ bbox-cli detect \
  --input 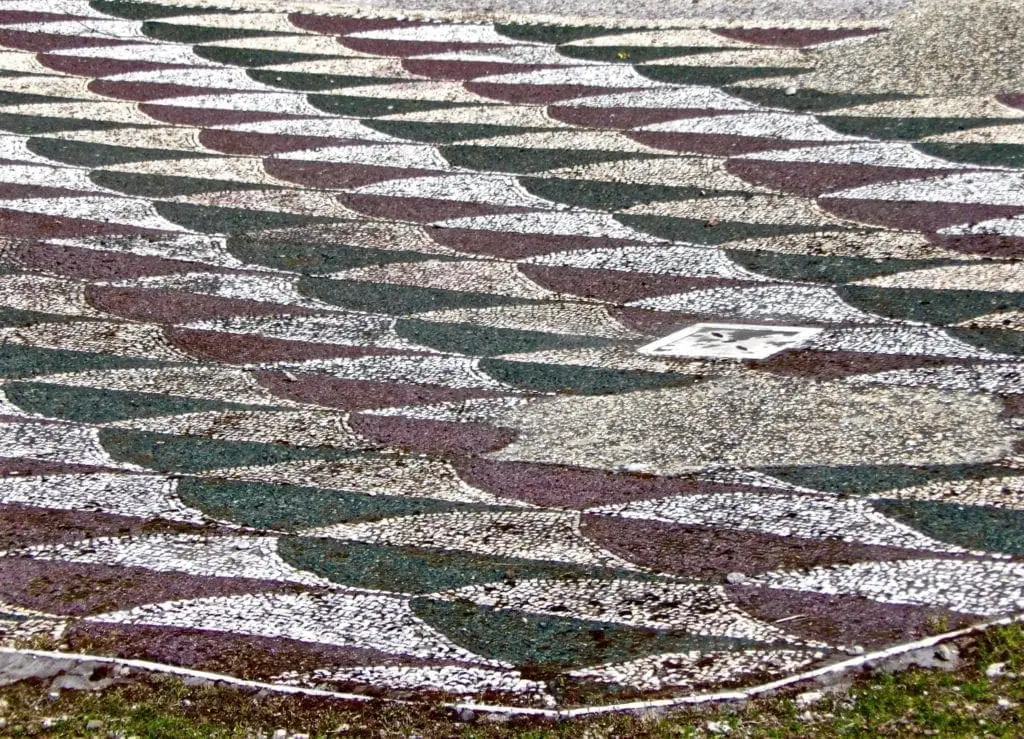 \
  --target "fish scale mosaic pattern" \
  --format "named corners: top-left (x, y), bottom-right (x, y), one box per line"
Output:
top-left (0, 0), bottom-right (1023, 708)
